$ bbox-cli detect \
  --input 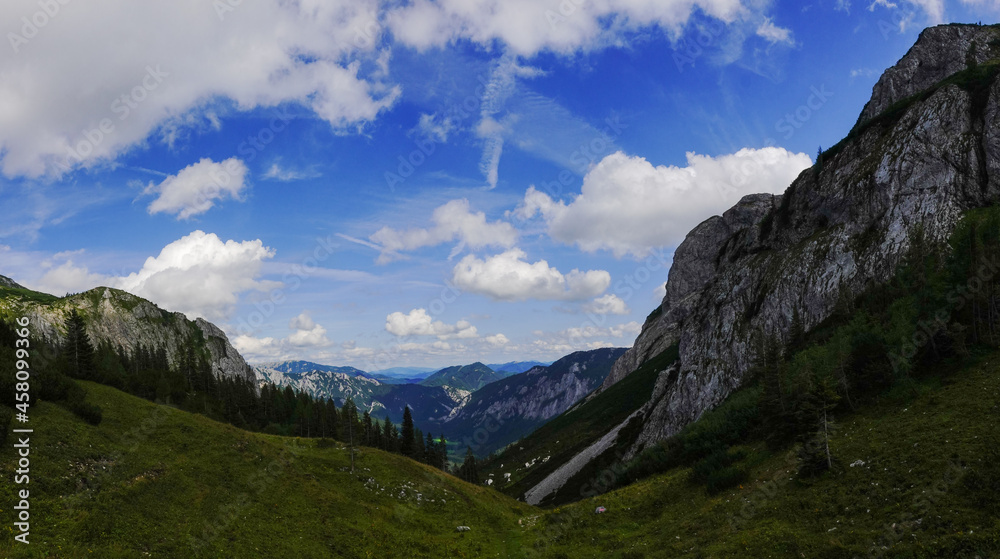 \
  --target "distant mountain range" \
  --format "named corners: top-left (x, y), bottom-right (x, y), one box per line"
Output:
top-left (417, 362), bottom-right (504, 392)
top-left (486, 361), bottom-right (551, 375)
top-left (250, 353), bottom-right (622, 450)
